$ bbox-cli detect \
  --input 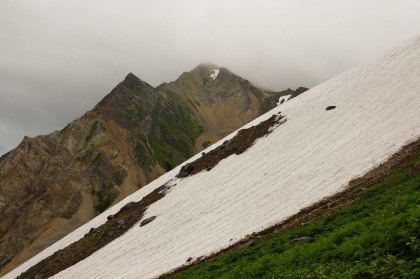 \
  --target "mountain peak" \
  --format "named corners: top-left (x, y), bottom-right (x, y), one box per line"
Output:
top-left (121, 72), bottom-right (148, 88)
top-left (94, 72), bottom-right (154, 111)
top-left (124, 72), bottom-right (138, 80)
top-left (188, 63), bottom-right (220, 77)
top-left (195, 62), bottom-right (220, 71)
top-left (122, 72), bottom-right (138, 83)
